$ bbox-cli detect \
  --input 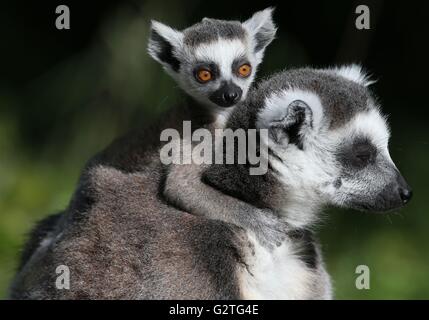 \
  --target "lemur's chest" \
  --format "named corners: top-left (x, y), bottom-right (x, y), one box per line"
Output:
top-left (238, 234), bottom-right (319, 300)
